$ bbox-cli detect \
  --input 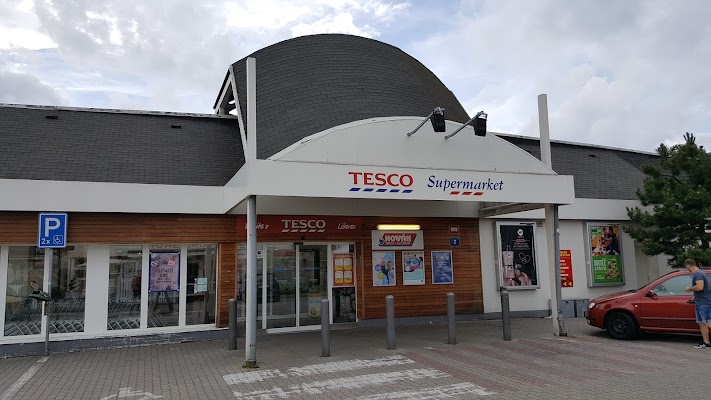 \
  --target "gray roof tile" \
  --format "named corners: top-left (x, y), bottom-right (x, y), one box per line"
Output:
top-left (500, 135), bottom-right (659, 200)
top-left (0, 106), bottom-right (243, 186)
top-left (221, 34), bottom-right (471, 160)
